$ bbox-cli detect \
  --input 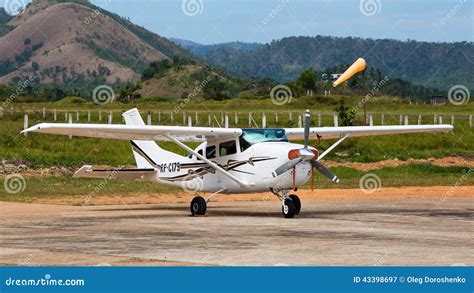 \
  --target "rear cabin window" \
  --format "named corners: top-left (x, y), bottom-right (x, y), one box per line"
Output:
top-left (219, 140), bottom-right (237, 157)
top-left (206, 145), bottom-right (216, 159)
